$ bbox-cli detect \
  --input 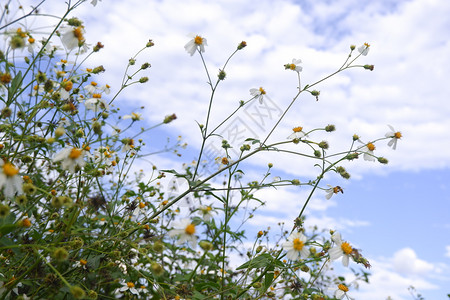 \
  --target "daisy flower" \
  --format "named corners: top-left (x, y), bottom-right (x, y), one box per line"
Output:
top-left (287, 126), bottom-right (306, 140)
top-left (84, 81), bottom-right (99, 94)
top-left (358, 42), bottom-right (370, 56)
top-left (0, 161), bottom-right (23, 198)
top-left (184, 34), bottom-right (207, 56)
top-left (118, 282), bottom-right (139, 295)
top-left (385, 125), bottom-right (402, 150)
top-left (284, 58), bottom-right (302, 72)
top-left (359, 141), bottom-right (376, 162)
top-left (123, 112), bottom-right (143, 121)
top-left (329, 232), bottom-right (353, 267)
top-left (250, 87), bottom-right (267, 104)
top-left (282, 231), bottom-right (309, 260)
top-left (85, 94), bottom-right (109, 112)
top-left (53, 147), bottom-right (88, 173)
top-left (325, 184), bottom-right (343, 200)
top-left (198, 205), bottom-right (215, 222)
top-left (335, 284), bottom-right (352, 300)
top-left (168, 218), bottom-right (198, 248)
top-left (60, 26), bottom-right (86, 51)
